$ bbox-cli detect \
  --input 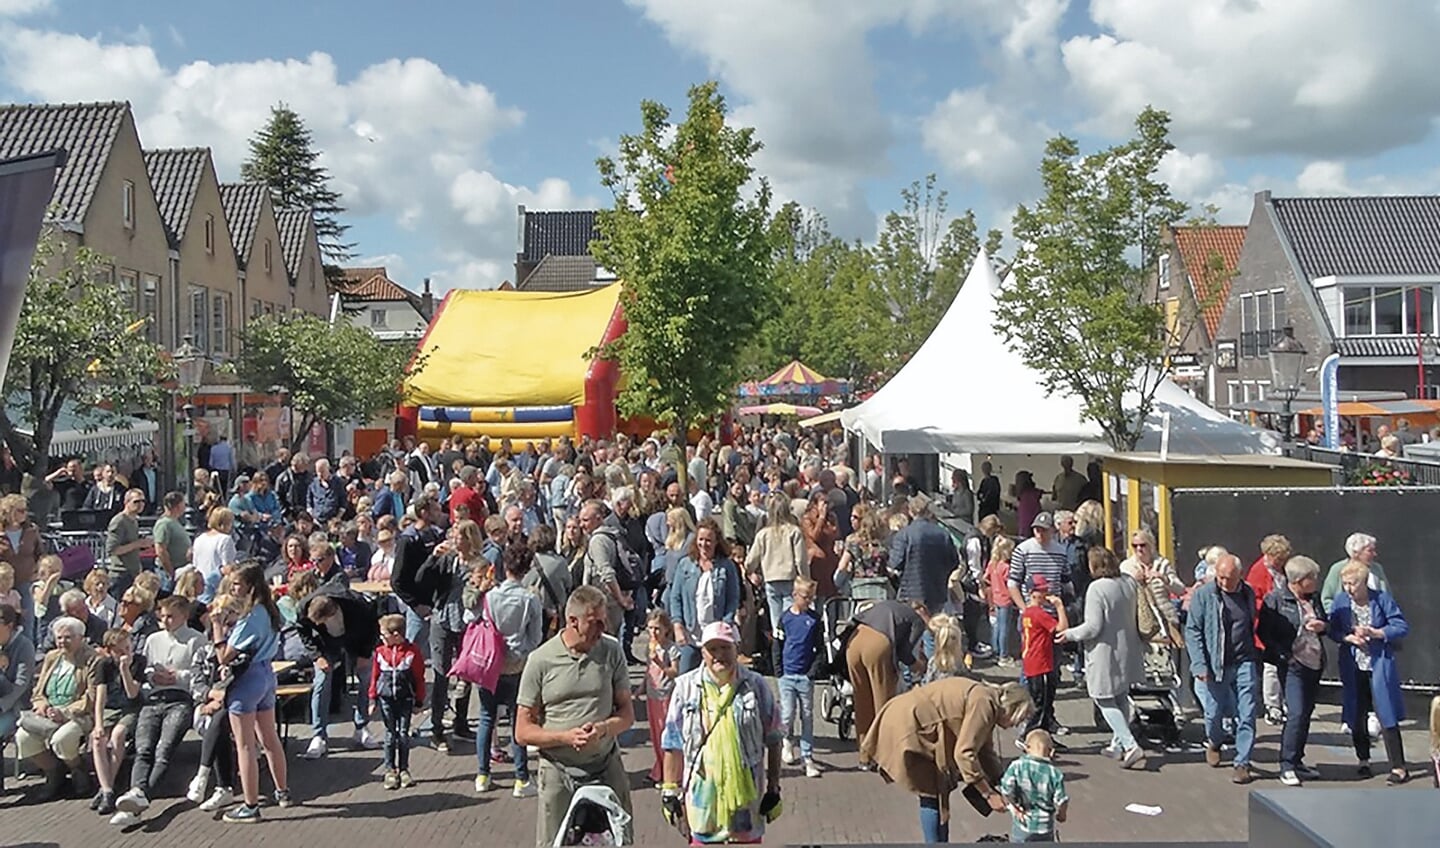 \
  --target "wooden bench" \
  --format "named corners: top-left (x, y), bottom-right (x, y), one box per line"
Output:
top-left (275, 683), bottom-right (312, 746)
